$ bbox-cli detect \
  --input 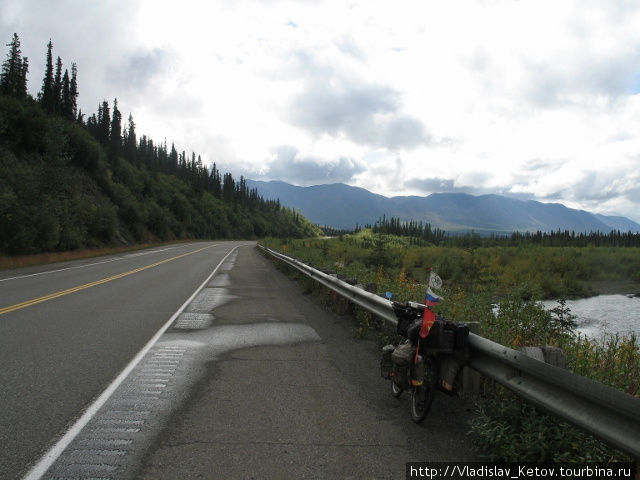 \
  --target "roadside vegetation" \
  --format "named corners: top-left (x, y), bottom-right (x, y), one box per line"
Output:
top-left (265, 229), bottom-right (640, 299)
top-left (261, 231), bottom-right (639, 462)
